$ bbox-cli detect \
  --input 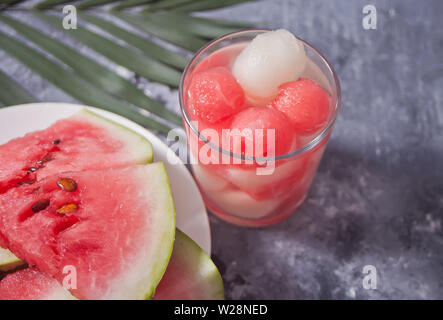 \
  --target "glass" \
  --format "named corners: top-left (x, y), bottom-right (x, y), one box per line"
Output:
top-left (179, 30), bottom-right (341, 227)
